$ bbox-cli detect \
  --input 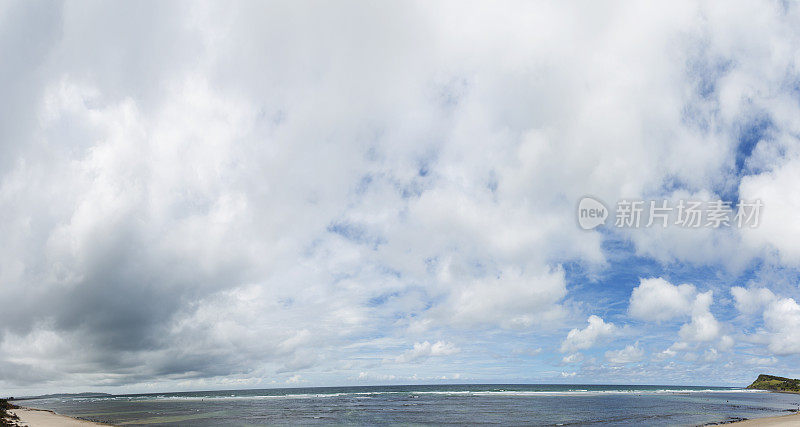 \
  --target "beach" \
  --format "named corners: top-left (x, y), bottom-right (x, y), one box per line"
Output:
top-left (9, 407), bottom-right (107, 426)
top-left (731, 412), bottom-right (800, 426)
top-left (7, 405), bottom-right (800, 427)
top-left (7, 401), bottom-right (800, 426)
